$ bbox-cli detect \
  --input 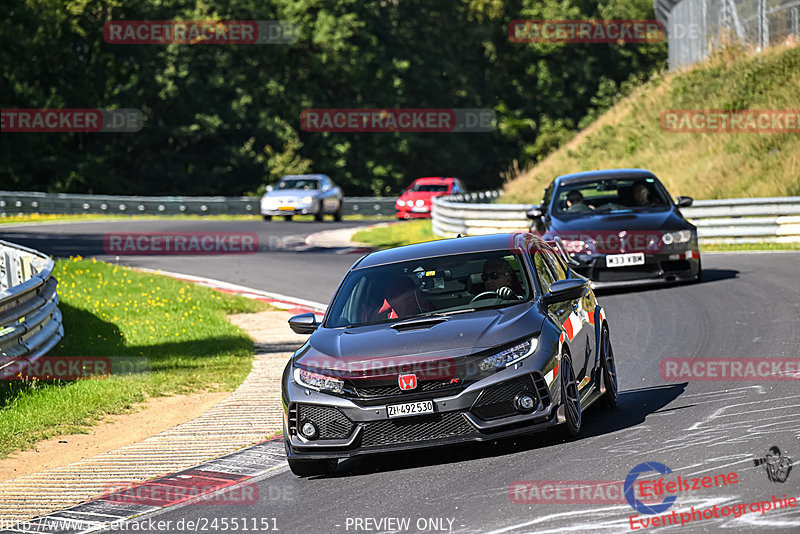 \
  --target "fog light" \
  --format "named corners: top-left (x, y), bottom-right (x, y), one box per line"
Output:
top-left (514, 393), bottom-right (537, 414)
top-left (300, 420), bottom-right (318, 439)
